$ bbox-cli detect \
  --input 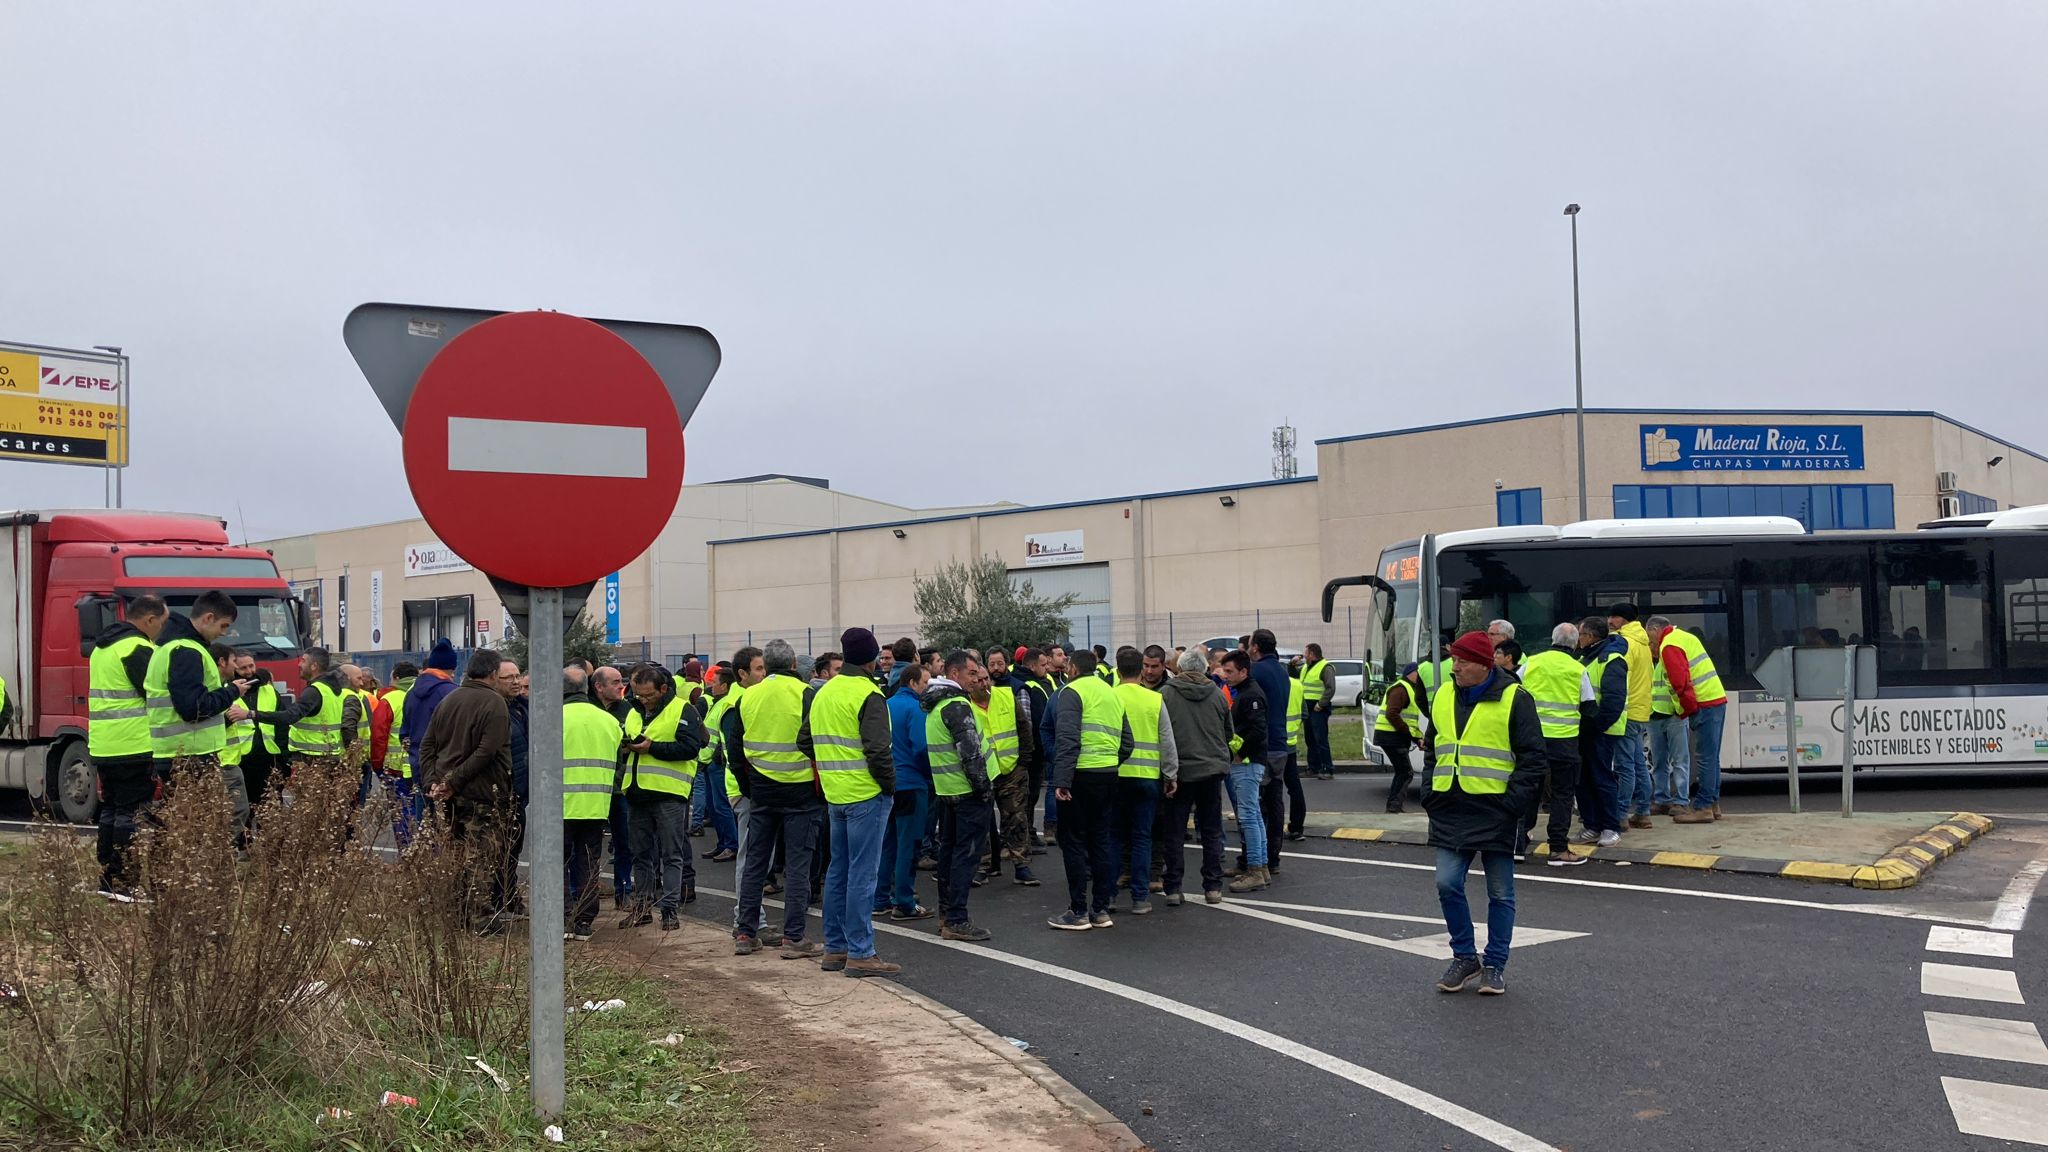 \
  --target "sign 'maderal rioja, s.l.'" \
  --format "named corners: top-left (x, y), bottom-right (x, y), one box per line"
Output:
top-left (1641, 424), bottom-right (1865, 472)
